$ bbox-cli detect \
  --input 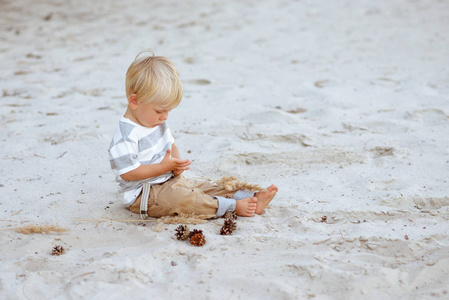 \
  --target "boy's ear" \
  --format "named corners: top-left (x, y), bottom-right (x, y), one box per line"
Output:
top-left (128, 94), bottom-right (138, 109)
